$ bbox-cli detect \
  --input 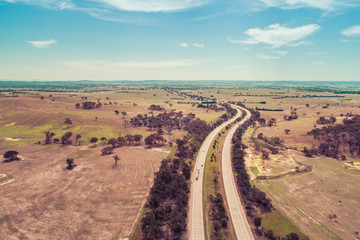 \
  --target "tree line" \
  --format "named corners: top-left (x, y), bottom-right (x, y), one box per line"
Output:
top-left (307, 114), bottom-right (360, 159)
